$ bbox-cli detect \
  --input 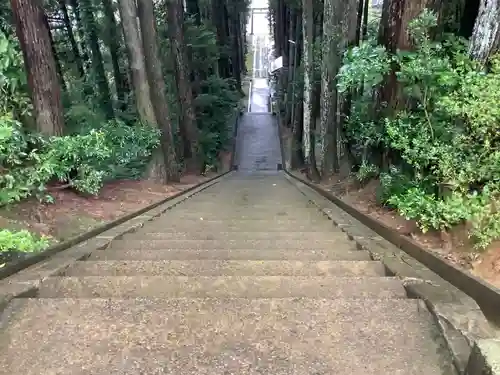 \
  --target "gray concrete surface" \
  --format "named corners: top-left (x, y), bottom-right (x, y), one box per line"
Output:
top-left (249, 78), bottom-right (270, 113)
